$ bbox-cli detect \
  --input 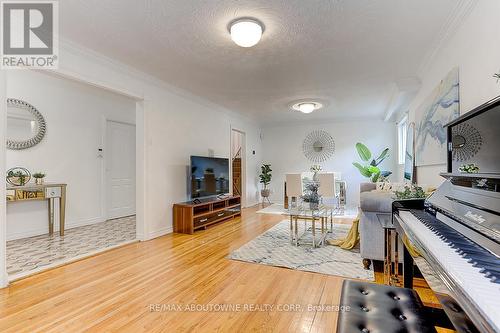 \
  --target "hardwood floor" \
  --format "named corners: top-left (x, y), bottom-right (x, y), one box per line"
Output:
top-left (0, 205), bottom-right (447, 332)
